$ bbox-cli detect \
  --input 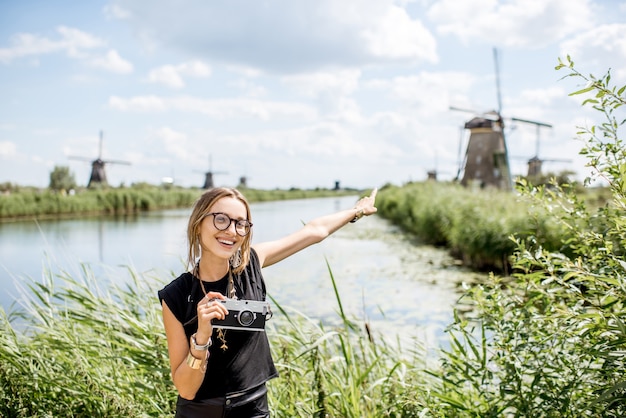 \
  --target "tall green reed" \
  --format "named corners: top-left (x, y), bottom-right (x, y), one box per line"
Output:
top-left (267, 258), bottom-right (438, 417)
top-left (0, 265), bottom-right (174, 417)
top-left (1, 259), bottom-right (444, 417)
